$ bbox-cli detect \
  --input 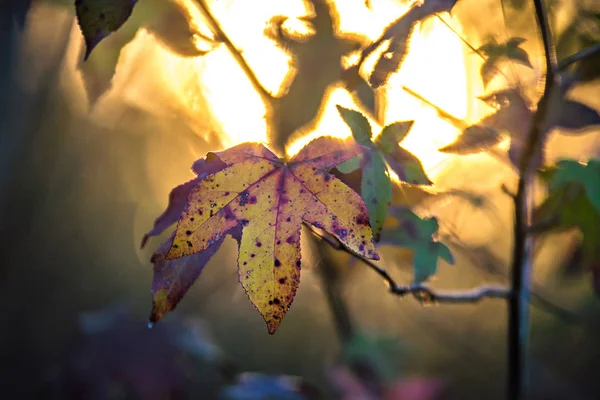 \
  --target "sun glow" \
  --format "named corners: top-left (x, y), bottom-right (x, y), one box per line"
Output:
top-left (177, 0), bottom-right (470, 176)
top-left (87, 0), bottom-right (474, 176)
